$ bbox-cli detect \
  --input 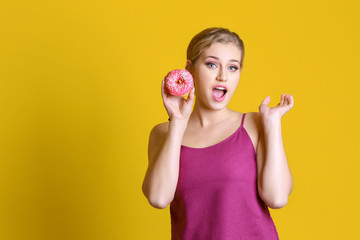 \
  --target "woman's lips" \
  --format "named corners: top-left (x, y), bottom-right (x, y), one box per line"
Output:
top-left (211, 85), bottom-right (228, 102)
